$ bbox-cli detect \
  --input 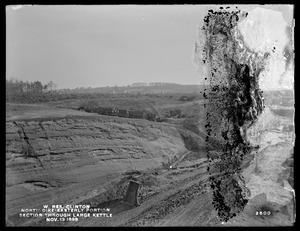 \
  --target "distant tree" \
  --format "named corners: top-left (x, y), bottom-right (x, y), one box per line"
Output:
top-left (46, 81), bottom-right (57, 92)
top-left (33, 81), bottom-right (43, 94)
top-left (14, 78), bottom-right (21, 94)
top-left (43, 83), bottom-right (49, 93)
